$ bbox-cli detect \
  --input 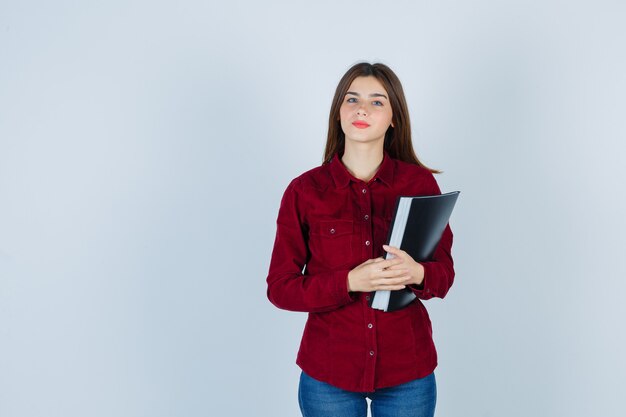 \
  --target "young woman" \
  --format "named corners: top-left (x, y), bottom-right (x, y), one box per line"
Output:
top-left (266, 62), bottom-right (455, 417)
